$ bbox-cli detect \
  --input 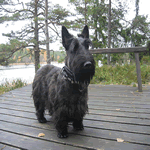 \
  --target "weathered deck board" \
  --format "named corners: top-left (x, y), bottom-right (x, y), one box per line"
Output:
top-left (1, 108), bottom-right (150, 135)
top-left (0, 84), bottom-right (150, 150)
top-left (1, 99), bottom-right (150, 114)
top-left (1, 114), bottom-right (150, 144)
